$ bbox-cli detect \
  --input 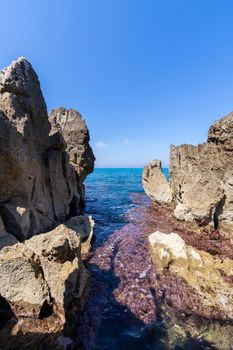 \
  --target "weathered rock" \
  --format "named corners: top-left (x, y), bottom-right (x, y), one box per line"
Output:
top-left (144, 112), bottom-right (233, 235)
top-left (170, 142), bottom-right (227, 229)
top-left (142, 160), bottom-right (172, 204)
top-left (65, 215), bottom-right (95, 255)
top-left (0, 217), bottom-right (18, 250)
top-left (0, 223), bottom-right (89, 335)
top-left (0, 58), bottom-right (94, 242)
top-left (149, 230), bottom-right (233, 320)
top-left (49, 108), bottom-right (95, 204)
